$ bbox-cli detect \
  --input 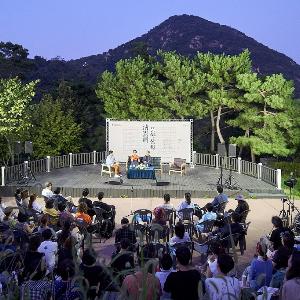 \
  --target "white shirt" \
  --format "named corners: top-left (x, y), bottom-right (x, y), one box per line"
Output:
top-left (42, 188), bottom-right (53, 199)
top-left (169, 232), bottom-right (191, 246)
top-left (32, 201), bottom-right (43, 213)
top-left (155, 269), bottom-right (174, 290)
top-left (38, 240), bottom-right (58, 272)
top-left (159, 203), bottom-right (174, 210)
top-left (106, 154), bottom-right (116, 166)
top-left (205, 276), bottom-right (241, 300)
